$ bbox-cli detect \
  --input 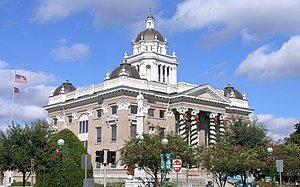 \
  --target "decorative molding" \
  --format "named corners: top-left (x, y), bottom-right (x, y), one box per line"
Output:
top-left (57, 115), bottom-right (65, 122)
top-left (116, 101), bottom-right (130, 110)
top-left (87, 109), bottom-right (93, 117)
top-left (72, 112), bottom-right (78, 120)
top-left (101, 104), bottom-right (108, 113)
